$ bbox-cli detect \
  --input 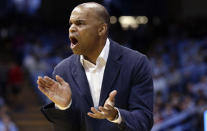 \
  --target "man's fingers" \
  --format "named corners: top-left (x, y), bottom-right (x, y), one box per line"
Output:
top-left (38, 77), bottom-right (52, 88)
top-left (38, 85), bottom-right (56, 103)
top-left (37, 79), bottom-right (47, 88)
top-left (87, 112), bottom-right (99, 119)
top-left (88, 107), bottom-right (106, 119)
top-left (91, 107), bottom-right (102, 115)
top-left (38, 77), bottom-right (47, 85)
top-left (108, 90), bottom-right (117, 102)
top-left (99, 106), bottom-right (109, 114)
top-left (44, 76), bottom-right (55, 86)
top-left (105, 104), bottom-right (114, 110)
top-left (56, 75), bottom-right (66, 85)
top-left (38, 85), bottom-right (49, 96)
